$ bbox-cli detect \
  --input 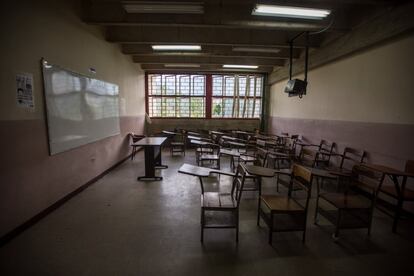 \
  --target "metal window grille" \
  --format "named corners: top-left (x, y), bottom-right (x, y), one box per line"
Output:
top-left (148, 74), bottom-right (206, 118)
top-left (211, 74), bottom-right (263, 118)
